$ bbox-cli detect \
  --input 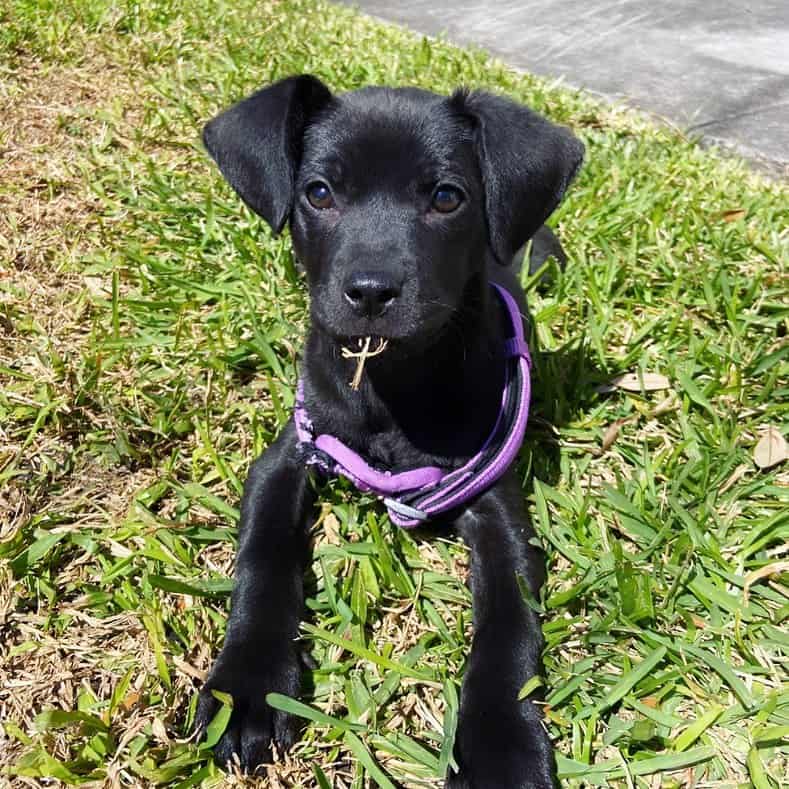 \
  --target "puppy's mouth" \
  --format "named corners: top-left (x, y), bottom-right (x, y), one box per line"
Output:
top-left (336, 331), bottom-right (389, 345)
top-left (334, 319), bottom-right (454, 361)
top-left (334, 322), bottom-right (449, 354)
top-left (335, 332), bottom-right (406, 361)
top-left (311, 293), bottom-right (459, 359)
